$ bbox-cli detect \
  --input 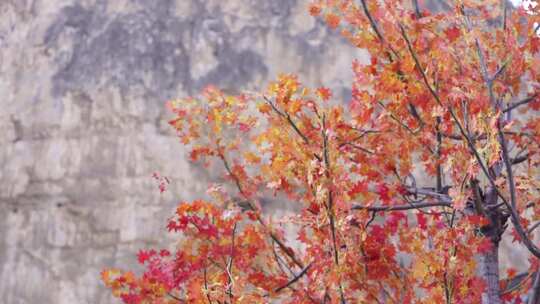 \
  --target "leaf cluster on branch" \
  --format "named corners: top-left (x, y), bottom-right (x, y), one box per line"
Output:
top-left (102, 0), bottom-right (540, 303)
